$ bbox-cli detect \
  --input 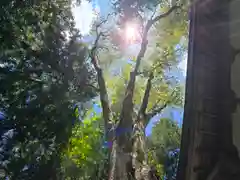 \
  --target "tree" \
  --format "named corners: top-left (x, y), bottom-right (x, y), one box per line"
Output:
top-left (149, 118), bottom-right (181, 180)
top-left (61, 108), bottom-right (109, 180)
top-left (0, 0), bottom-right (97, 179)
top-left (87, 0), bottom-right (187, 179)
